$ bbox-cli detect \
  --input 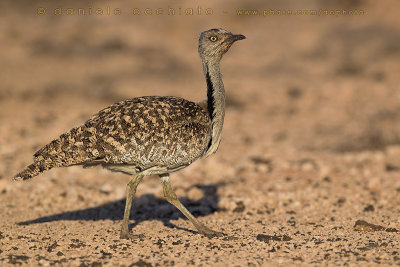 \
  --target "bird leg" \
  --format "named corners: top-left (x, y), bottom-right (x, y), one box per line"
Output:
top-left (160, 174), bottom-right (223, 237)
top-left (120, 174), bottom-right (144, 239)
